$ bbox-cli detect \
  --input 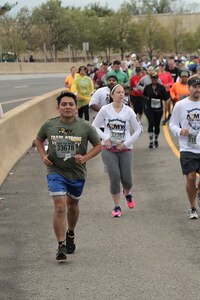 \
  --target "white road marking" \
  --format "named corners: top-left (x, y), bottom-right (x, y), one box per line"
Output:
top-left (14, 85), bottom-right (29, 88)
top-left (1, 97), bottom-right (33, 105)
